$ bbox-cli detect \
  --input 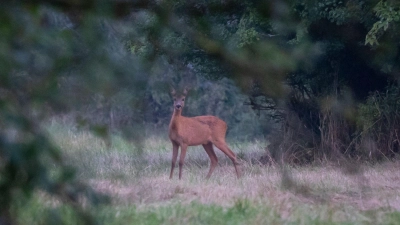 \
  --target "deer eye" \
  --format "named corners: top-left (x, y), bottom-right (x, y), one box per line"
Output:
top-left (182, 98), bottom-right (185, 101)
